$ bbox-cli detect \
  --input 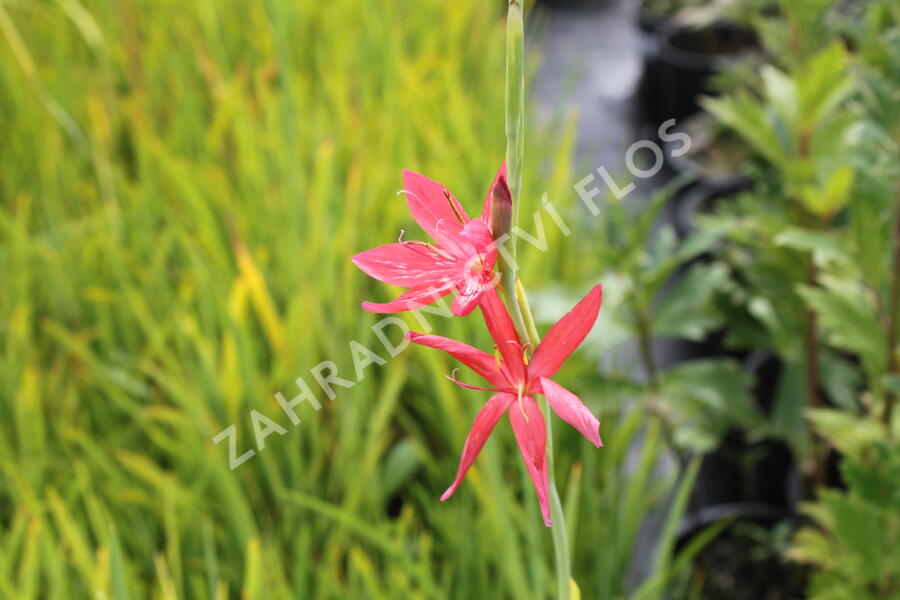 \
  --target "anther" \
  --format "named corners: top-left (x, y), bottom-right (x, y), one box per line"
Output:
top-left (521, 343), bottom-right (532, 365)
top-left (444, 189), bottom-right (466, 225)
